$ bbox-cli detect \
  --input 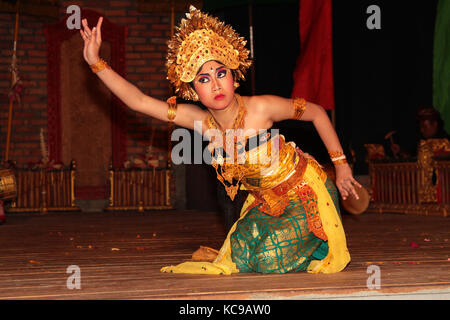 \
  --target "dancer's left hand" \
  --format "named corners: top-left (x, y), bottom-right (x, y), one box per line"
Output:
top-left (335, 164), bottom-right (362, 200)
